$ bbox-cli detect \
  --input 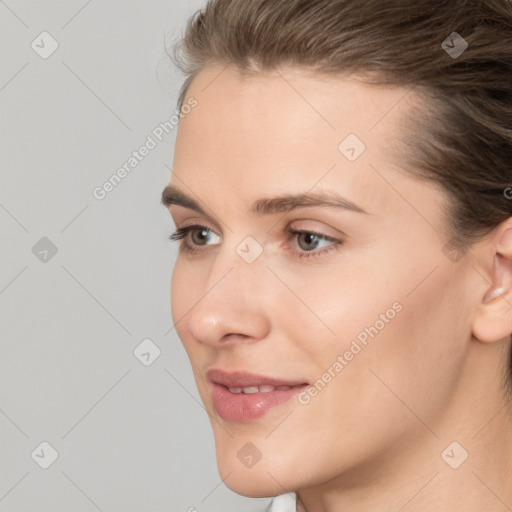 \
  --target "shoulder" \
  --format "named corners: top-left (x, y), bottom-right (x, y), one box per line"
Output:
top-left (265, 492), bottom-right (297, 512)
